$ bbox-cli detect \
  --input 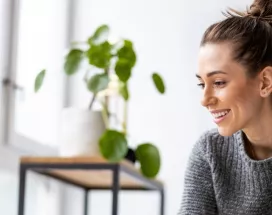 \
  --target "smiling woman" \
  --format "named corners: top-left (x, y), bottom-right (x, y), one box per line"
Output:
top-left (178, 0), bottom-right (272, 214)
top-left (196, 43), bottom-right (264, 137)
